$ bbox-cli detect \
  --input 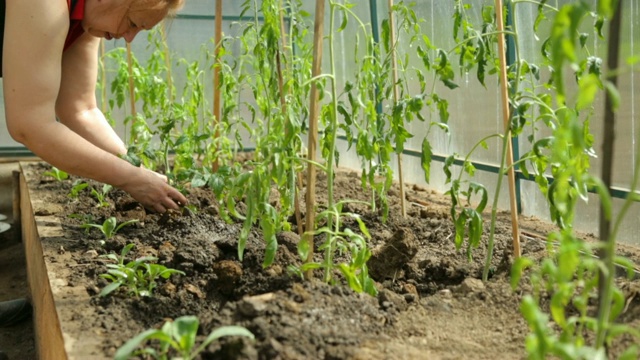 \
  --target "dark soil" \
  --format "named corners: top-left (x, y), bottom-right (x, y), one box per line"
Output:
top-left (19, 161), bottom-right (640, 359)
